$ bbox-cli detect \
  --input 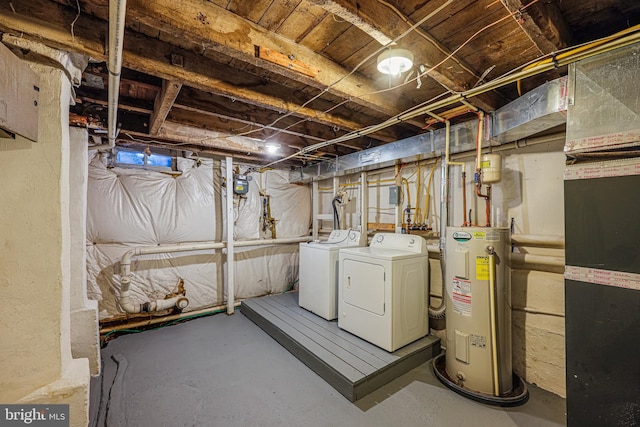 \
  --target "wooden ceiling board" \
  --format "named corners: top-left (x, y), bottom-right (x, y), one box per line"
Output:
top-left (206, 0), bottom-right (230, 9)
top-left (298, 13), bottom-right (351, 52)
top-left (429, 1), bottom-right (509, 47)
top-left (277, 1), bottom-right (328, 42)
top-left (408, 0), bottom-right (479, 32)
top-left (558, 0), bottom-right (640, 42)
top-left (258, 0), bottom-right (303, 32)
top-left (319, 24), bottom-right (373, 64)
top-left (227, 0), bottom-right (274, 24)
